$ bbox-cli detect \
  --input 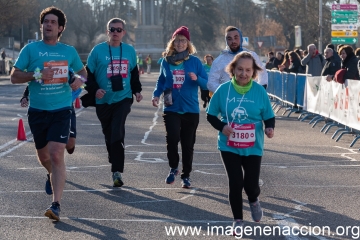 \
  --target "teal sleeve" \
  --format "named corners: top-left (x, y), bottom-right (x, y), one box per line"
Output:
top-left (71, 47), bottom-right (84, 72)
top-left (14, 45), bottom-right (30, 71)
